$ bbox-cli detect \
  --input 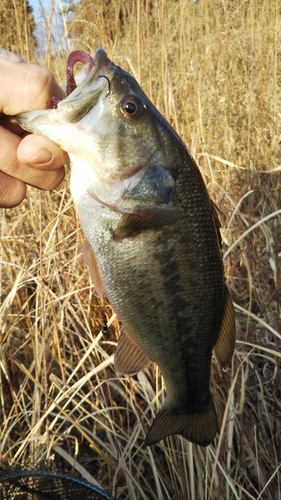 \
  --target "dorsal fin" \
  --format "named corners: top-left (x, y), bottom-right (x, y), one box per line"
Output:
top-left (81, 239), bottom-right (105, 299)
top-left (213, 285), bottom-right (236, 370)
top-left (114, 325), bottom-right (152, 375)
